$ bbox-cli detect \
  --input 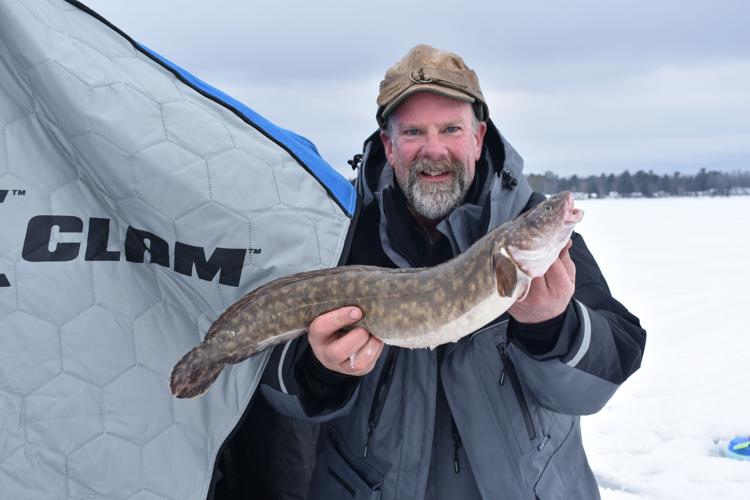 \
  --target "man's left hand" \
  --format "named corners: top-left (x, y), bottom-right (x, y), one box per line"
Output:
top-left (508, 239), bottom-right (576, 324)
